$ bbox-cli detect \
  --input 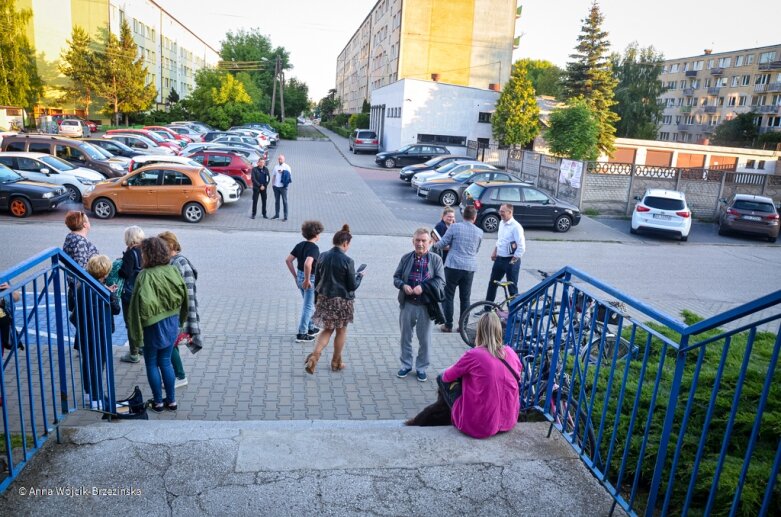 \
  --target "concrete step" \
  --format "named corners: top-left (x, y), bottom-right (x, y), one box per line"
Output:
top-left (1, 420), bottom-right (620, 516)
